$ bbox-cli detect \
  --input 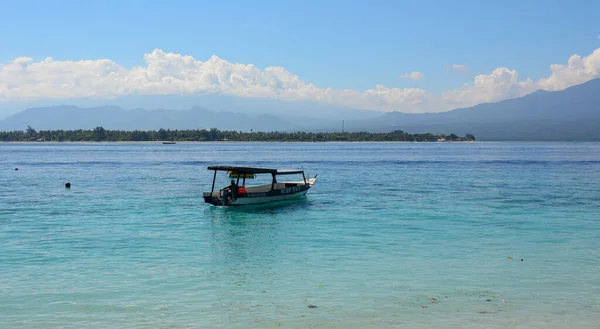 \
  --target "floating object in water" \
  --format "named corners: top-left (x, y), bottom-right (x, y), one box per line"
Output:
top-left (307, 304), bottom-right (318, 309)
top-left (15, 168), bottom-right (18, 171)
top-left (65, 182), bottom-right (71, 188)
top-left (520, 259), bottom-right (523, 262)
top-left (507, 257), bottom-right (512, 260)
top-left (203, 166), bottom-right (317, 207)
